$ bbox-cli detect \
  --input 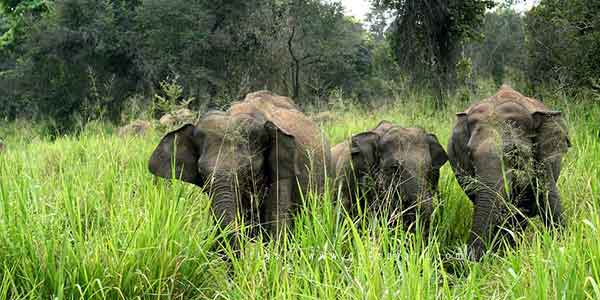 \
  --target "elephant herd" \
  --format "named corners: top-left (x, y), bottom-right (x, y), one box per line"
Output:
top-left (148, 86), bottom-right (571, 261)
